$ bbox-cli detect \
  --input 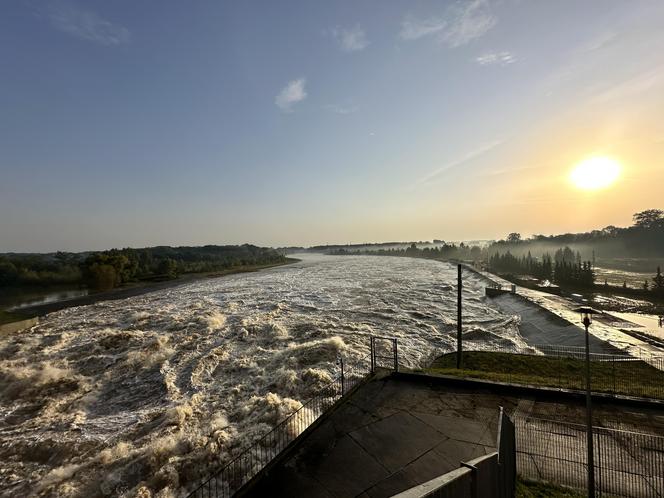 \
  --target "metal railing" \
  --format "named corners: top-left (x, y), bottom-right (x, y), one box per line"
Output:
top-left (370, 335), bottom-right (399, 371)
top-left (185, 348), bottom-right (382, 498)
top-left (516, 416), bottom-right (664, 497)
